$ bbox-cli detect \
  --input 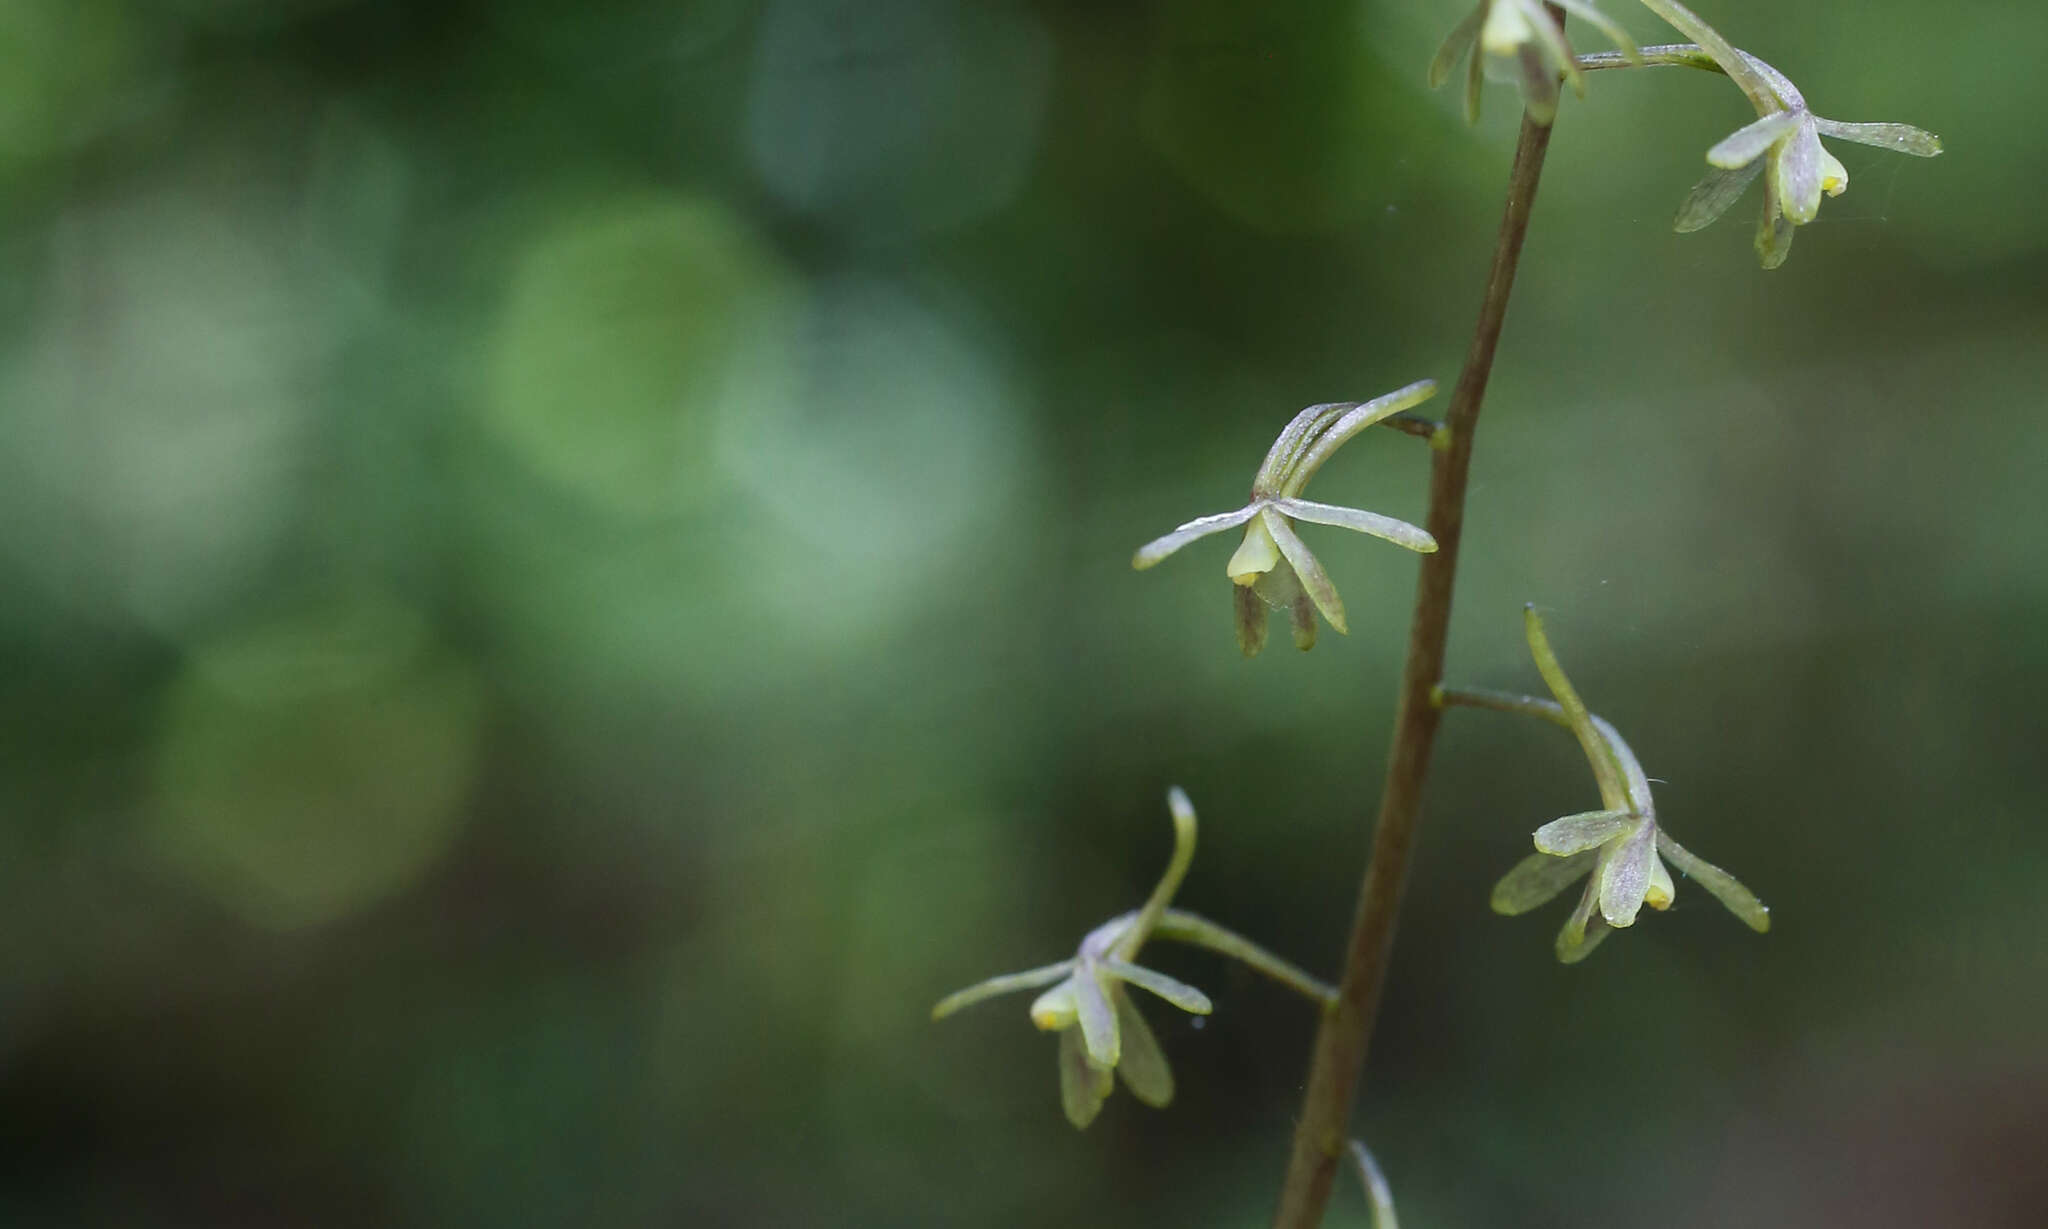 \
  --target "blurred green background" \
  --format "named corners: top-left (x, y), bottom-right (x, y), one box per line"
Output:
top-left (2, 0), bottom-right (2042, 1224)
